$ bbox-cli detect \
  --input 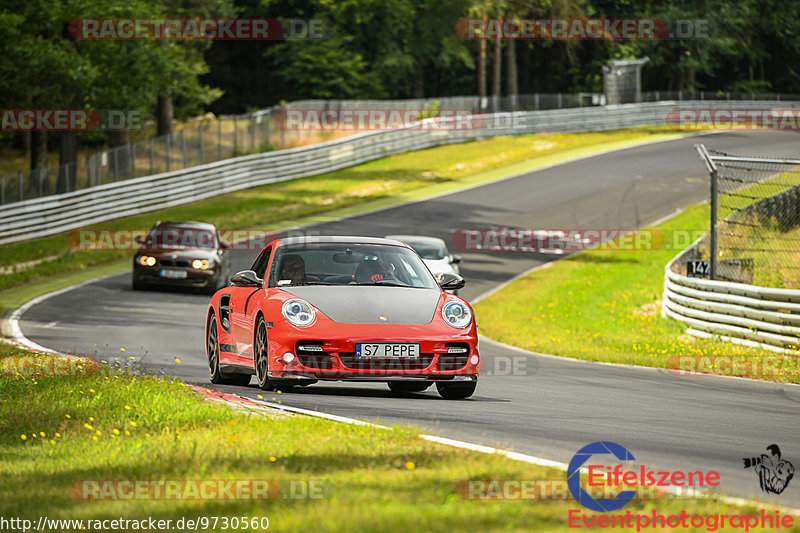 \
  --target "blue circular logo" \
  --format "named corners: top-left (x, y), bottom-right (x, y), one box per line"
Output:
top-left (567, 441), bottom-right (638, 512)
